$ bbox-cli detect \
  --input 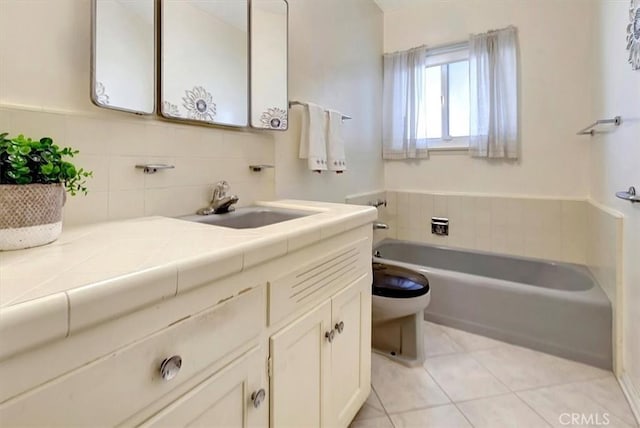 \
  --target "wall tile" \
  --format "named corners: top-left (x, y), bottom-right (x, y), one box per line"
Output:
top-left (561, 200), bottom-right (587, 264)
top-left (63, 191), bottom-right (109, 226)
top-left (1, 107), bottom-right (276, 226)
top-left (108, 190), bottom-right (145, 221)
top-left (378, 191), bottom-right (590, 266)
top-left (396, 192), bottom-right (410, 228)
